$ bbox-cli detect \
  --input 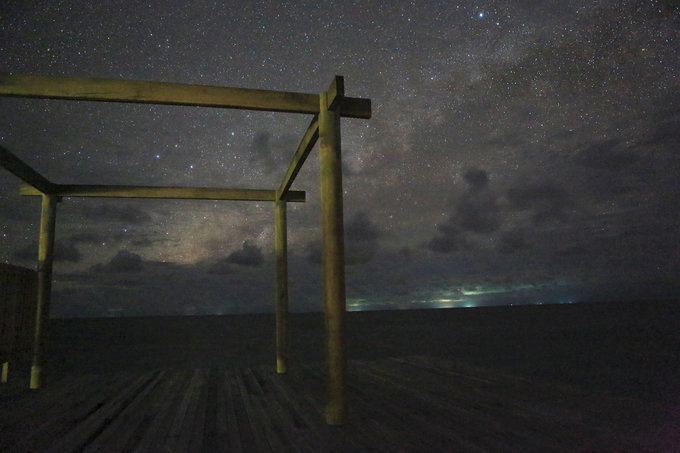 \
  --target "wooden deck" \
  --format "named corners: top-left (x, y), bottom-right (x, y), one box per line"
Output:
top-left (1, 355), bottom-right (675, 452)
